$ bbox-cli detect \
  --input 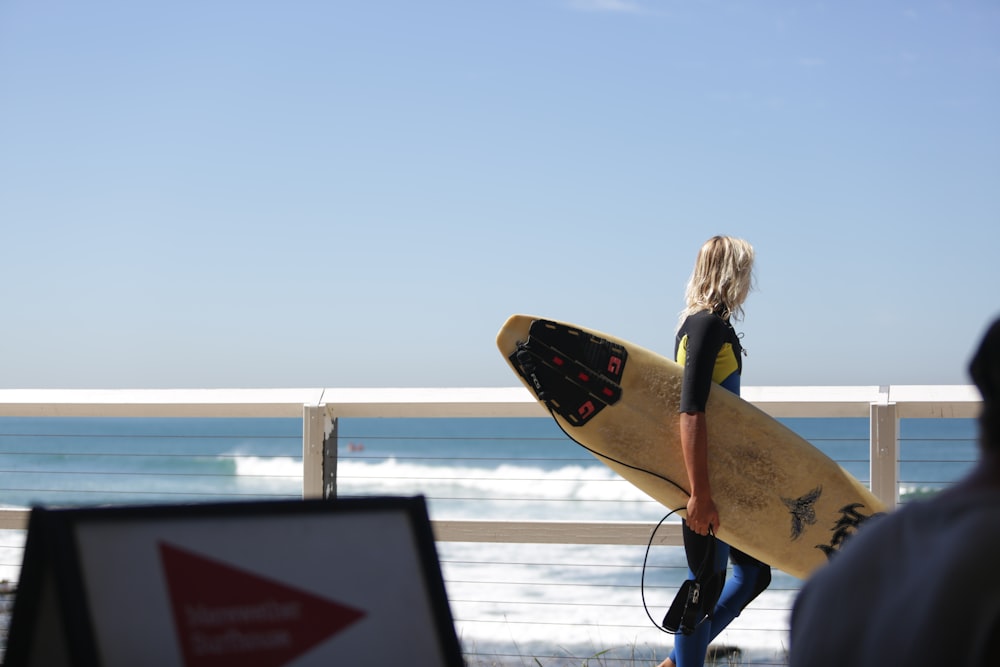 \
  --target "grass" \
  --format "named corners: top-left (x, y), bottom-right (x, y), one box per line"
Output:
top-left (462, 641), bottom-right (789, 666)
